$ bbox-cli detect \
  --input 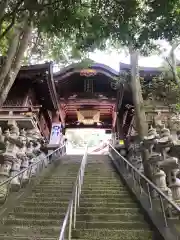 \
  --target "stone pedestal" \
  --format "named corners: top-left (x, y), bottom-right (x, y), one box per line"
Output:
top-left (7, 124), bottom-right (23, 191)
top-left (17, 129), bottom-right (29, 185)
top-left (32, 129), bottom-right (48, 167)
